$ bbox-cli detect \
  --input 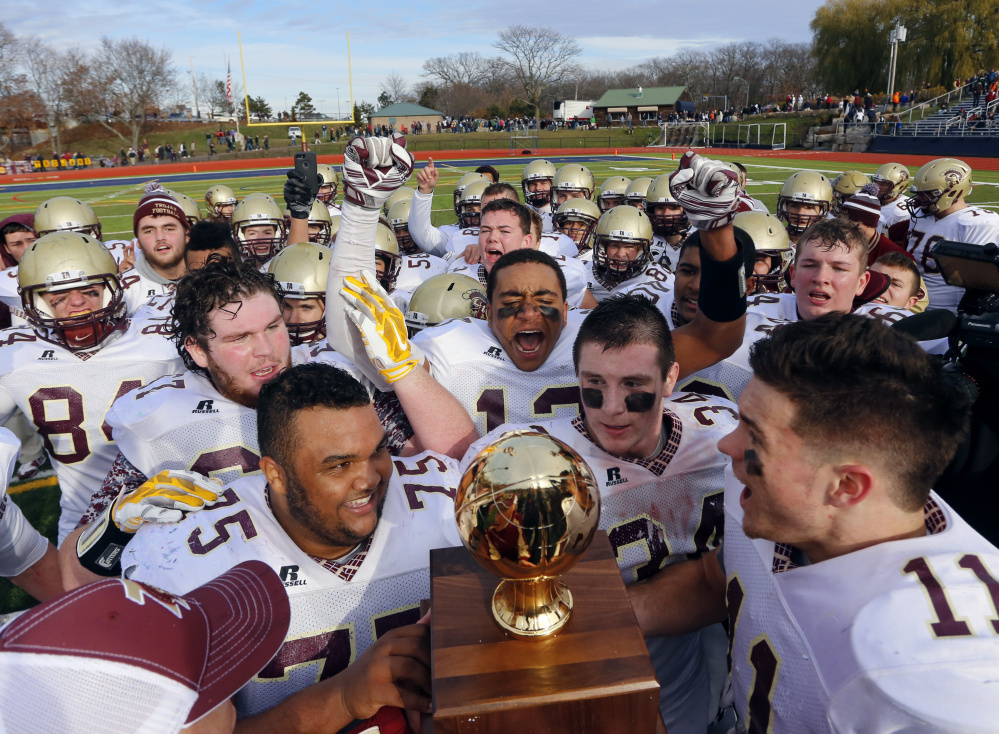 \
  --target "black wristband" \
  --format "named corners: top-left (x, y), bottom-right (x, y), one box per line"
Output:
top-left (76, 503), bottom-right (133, 577)
top-left (693, 227), bottom-right (753, 323)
